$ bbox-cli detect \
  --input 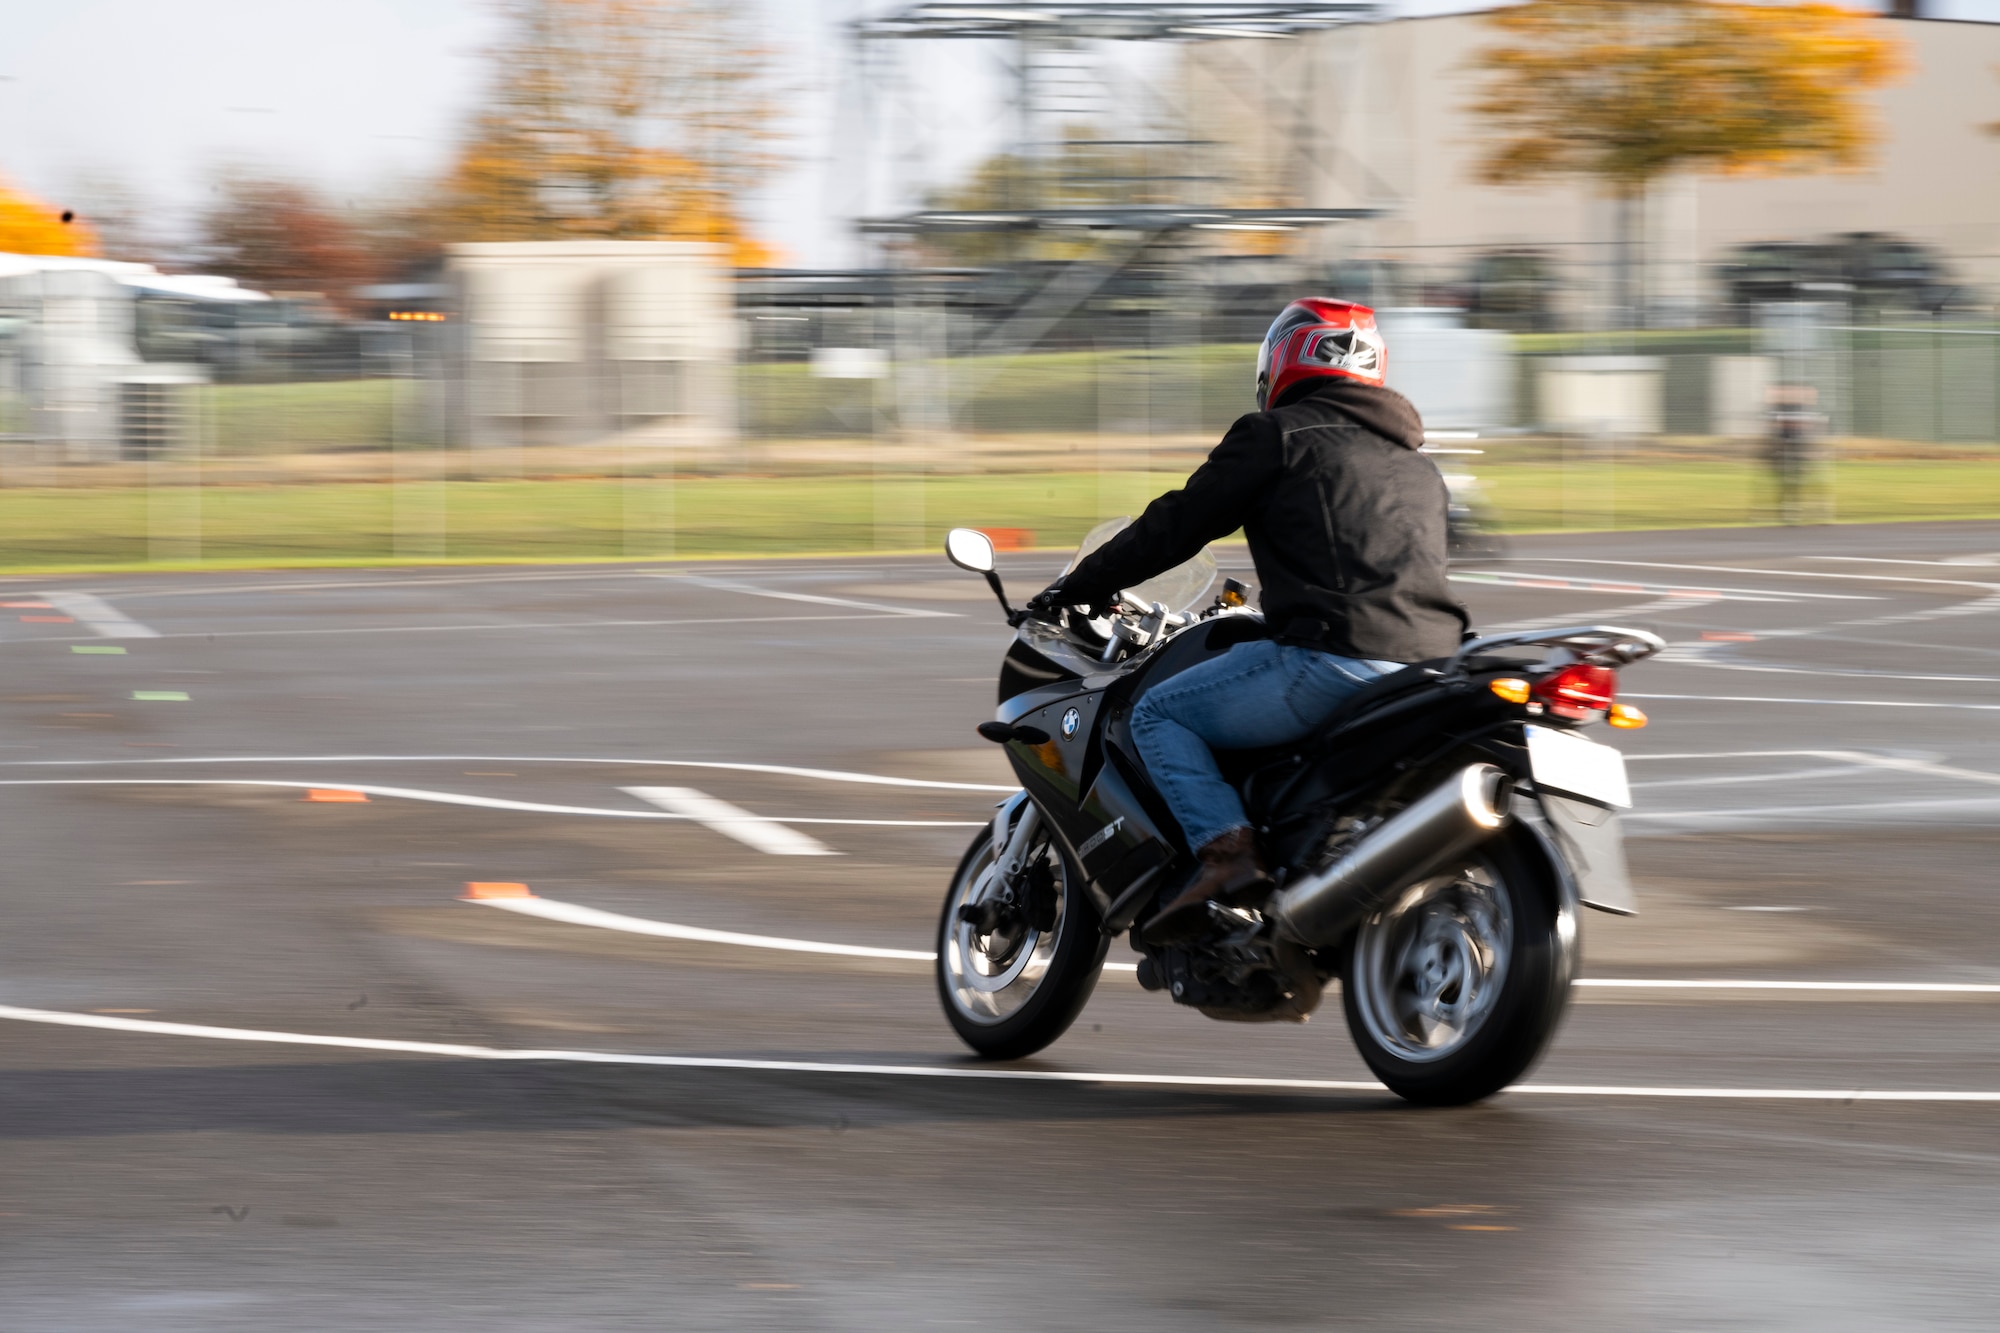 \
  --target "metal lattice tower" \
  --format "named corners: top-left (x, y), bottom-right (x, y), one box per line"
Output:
top-left (840, 1), bottom-right (1383, 251)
